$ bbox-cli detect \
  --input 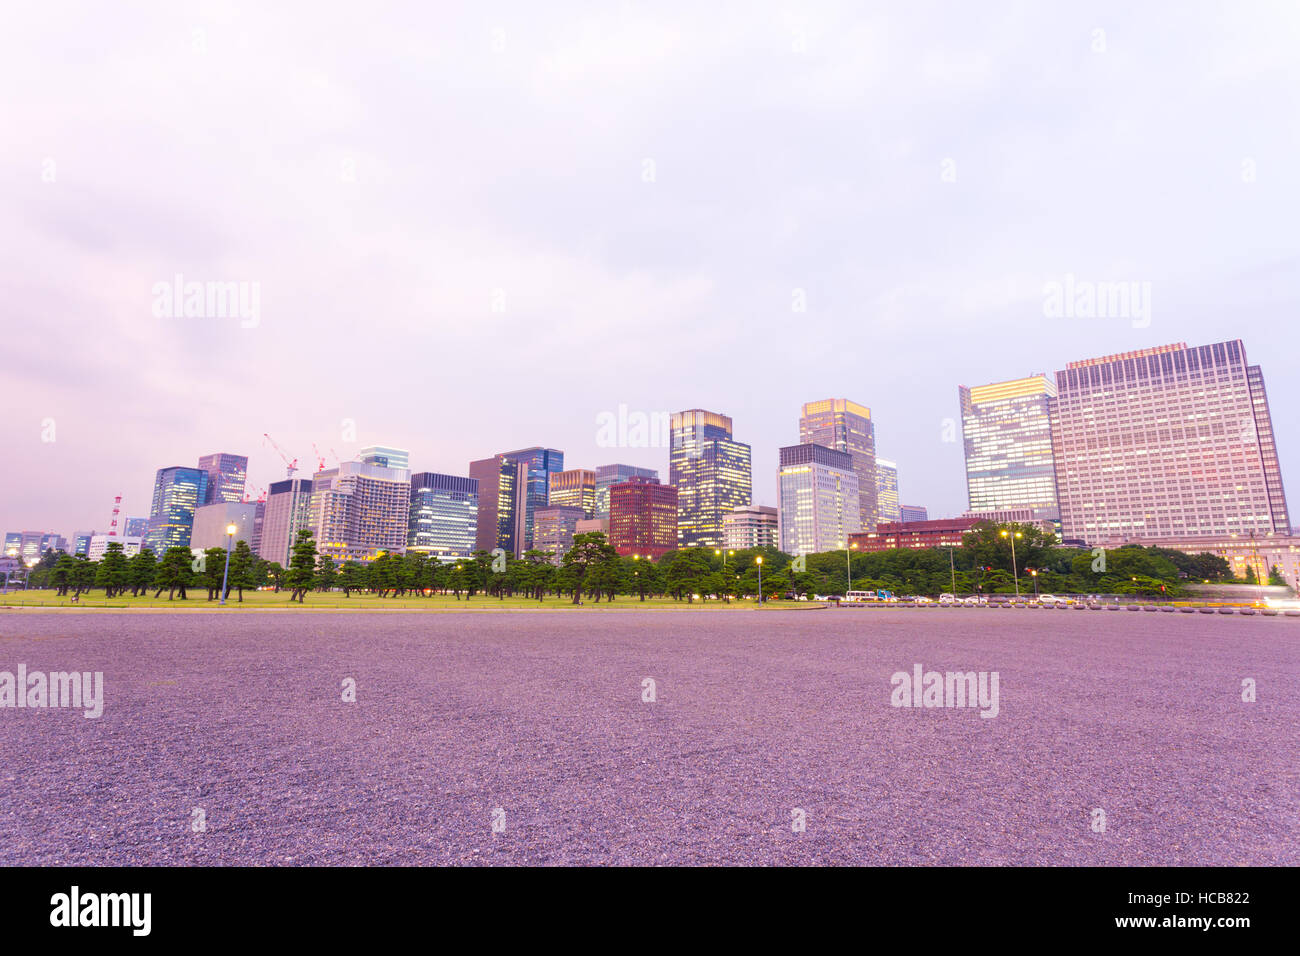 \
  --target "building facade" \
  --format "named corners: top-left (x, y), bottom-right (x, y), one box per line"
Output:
top-left (777, 444), bottom-right (861, 556)
top-left (359, 446), bottom-right (410, 470)
top-left (197, 452), bottom-right (249, 505)
top-left (87, 535), bottom-right (143, 562)
top-left (669, 409), bottom-right (752, 548)
top-left (408, 472), bottom-right (478, 560)
top-left (548, 469), bottom-right (597, 518)
top-left (594, 464), bottom-right (659, 519)
top-left (900, 505), bottom-right (929, 523)
top-left (190, 501), bottom-right (261, 551)
top-left (469, 455), bottom-right (526, 556)
top-left (849, 517), bottom-right (979, 552)
top-left (722, 505), bottom-right (779, 551)
top-left (259, 478), bottom-right (314, 567)
top-left (309, 460), bottom-right (411, 564)
top-left (875, 459), bottom-right (900, 523)
top-left (499, 447), bottom-right (564, 552)
top-left (123, 517), bottom-right (149, 538)
top-left (1051, 341), bottom-right (1290, 543)
top-left (799, 398), bottom-right (879, 532)
top-left (533, 506), bottom-right (588, 563)
top-left (609, 476), bottom-right (678, 558)
top-left (143, 466), bottom-right (209, 554)
top-left (959, 375), bottom-right (1060, 523)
